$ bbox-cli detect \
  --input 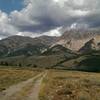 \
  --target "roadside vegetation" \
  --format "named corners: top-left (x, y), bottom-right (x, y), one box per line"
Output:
top-left (0, 67), bottom-right (41, 92)
top-left (39, 70), bottom-right (100, 100)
